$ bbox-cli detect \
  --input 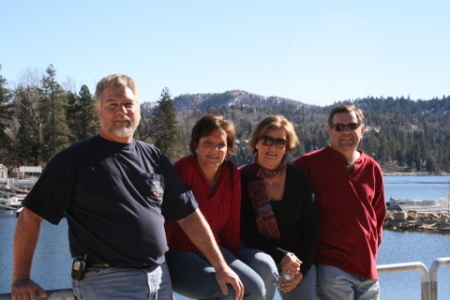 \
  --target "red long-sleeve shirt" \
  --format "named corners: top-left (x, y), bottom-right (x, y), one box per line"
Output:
top-left (165, 155), bottom-right (241, 255)
top-left (293, 146), bottom-right (386, 280)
